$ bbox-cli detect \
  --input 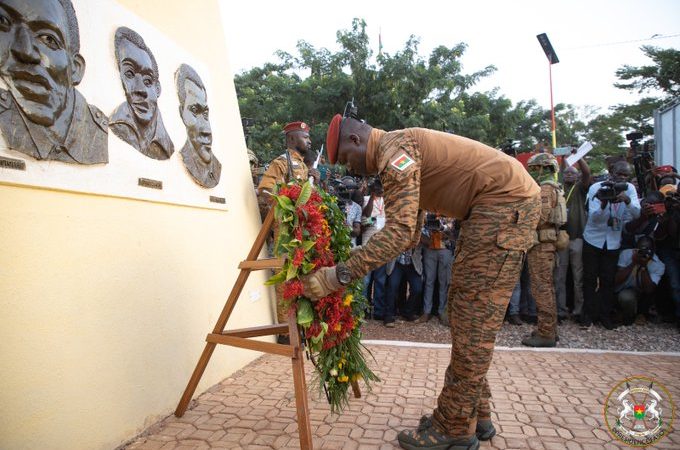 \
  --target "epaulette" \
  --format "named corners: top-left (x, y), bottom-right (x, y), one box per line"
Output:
top-left (88, 103), bottom-right (109, 132)
top-left (0, 88), bottom-right (11, 110)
